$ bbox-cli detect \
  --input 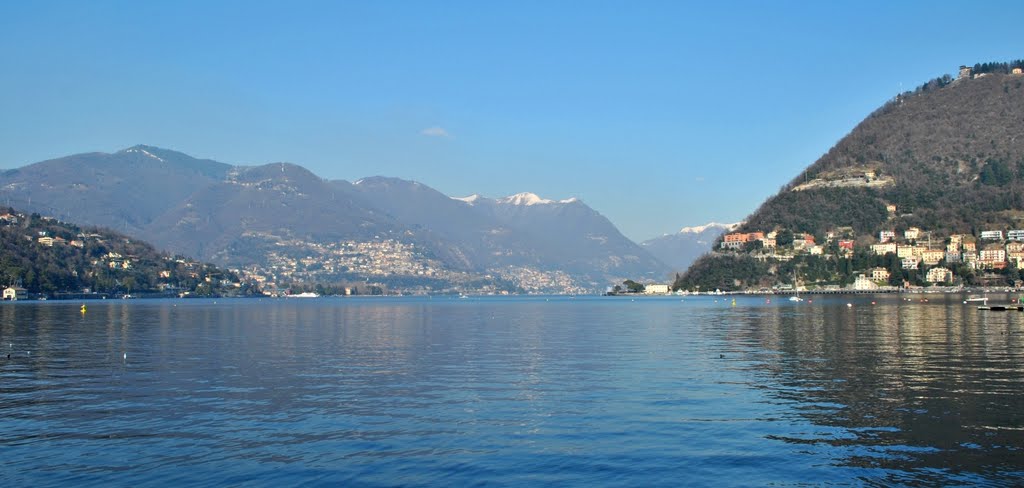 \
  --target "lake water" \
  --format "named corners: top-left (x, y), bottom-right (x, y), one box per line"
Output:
top-left (2, 295), bottom-right (1023, 486)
